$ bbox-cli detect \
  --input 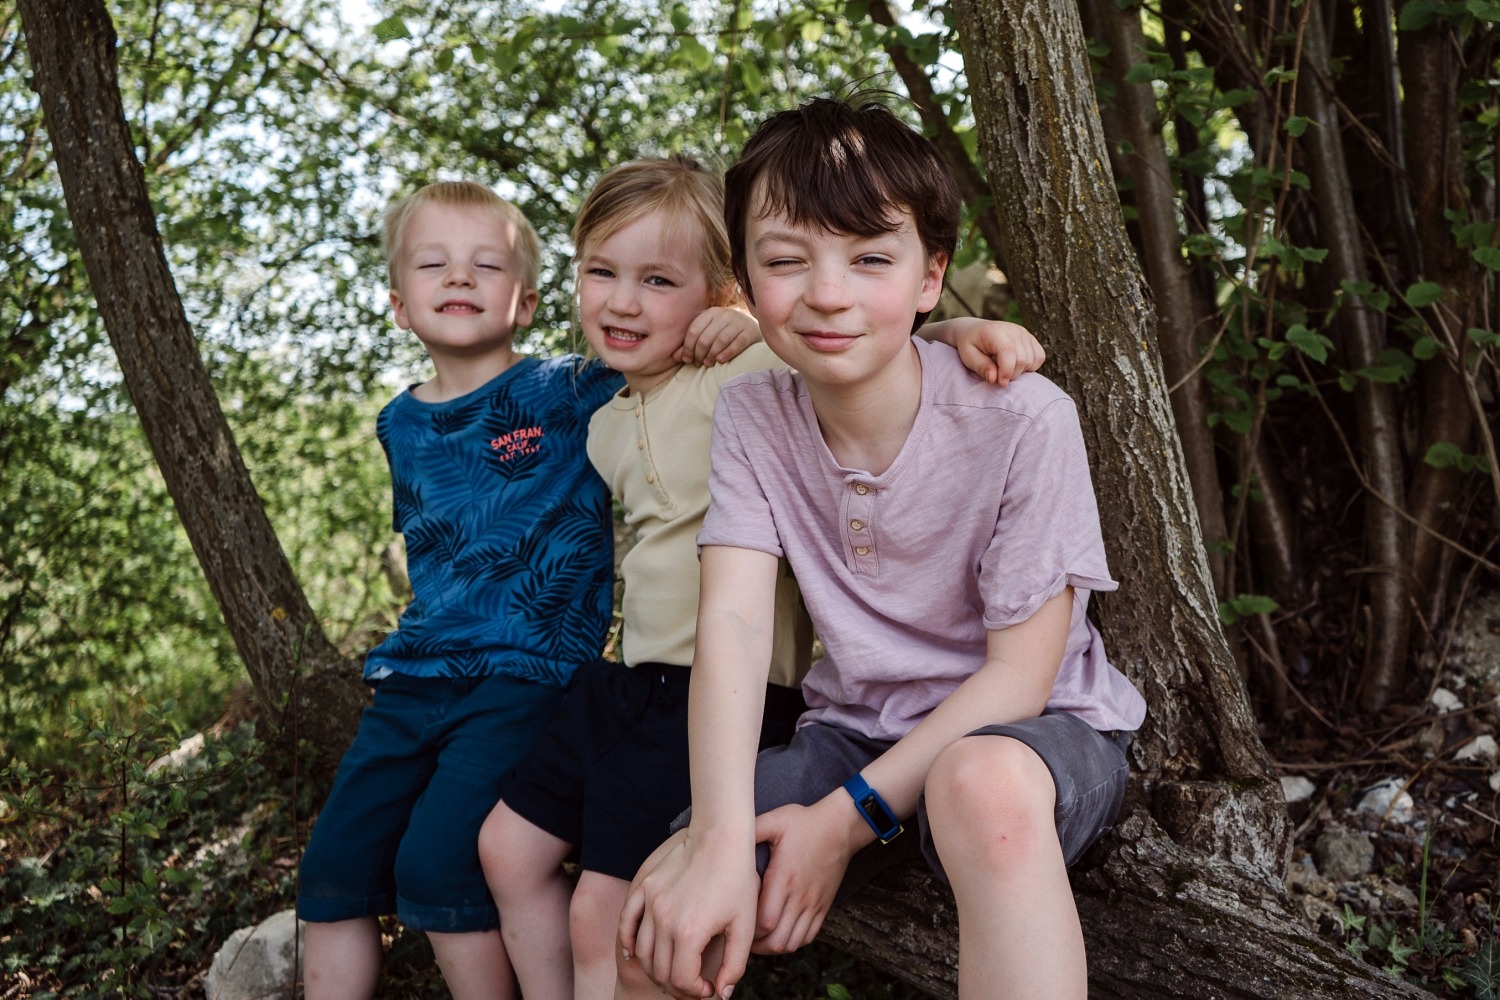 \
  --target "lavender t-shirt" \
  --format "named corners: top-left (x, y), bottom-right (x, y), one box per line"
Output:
top-left (698, 337), bottom-right (1147, 741)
